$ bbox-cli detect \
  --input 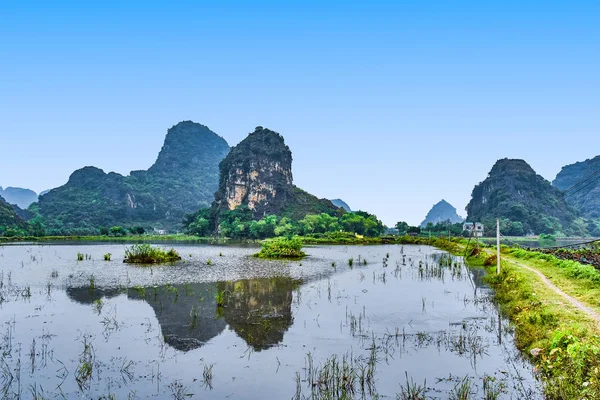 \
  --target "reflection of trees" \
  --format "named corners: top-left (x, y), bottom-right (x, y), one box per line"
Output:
top-left (128, 283), bottom-right (226, 352)
top-left (66, 287), bottom-right (122, 304)
top-left (218, 277), bottom-right (300, 351)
